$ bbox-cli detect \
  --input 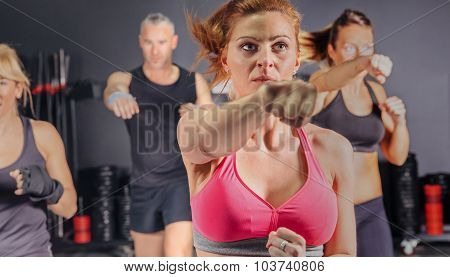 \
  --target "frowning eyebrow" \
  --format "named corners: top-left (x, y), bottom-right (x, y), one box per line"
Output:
top-left (236, 35), bottom-right (291, 41)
